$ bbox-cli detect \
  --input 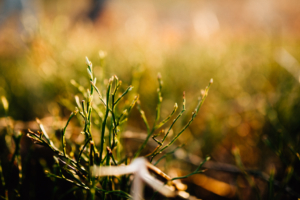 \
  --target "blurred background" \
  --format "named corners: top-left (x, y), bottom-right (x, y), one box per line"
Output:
top-left (0, 0), bottom-right (300, 199)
